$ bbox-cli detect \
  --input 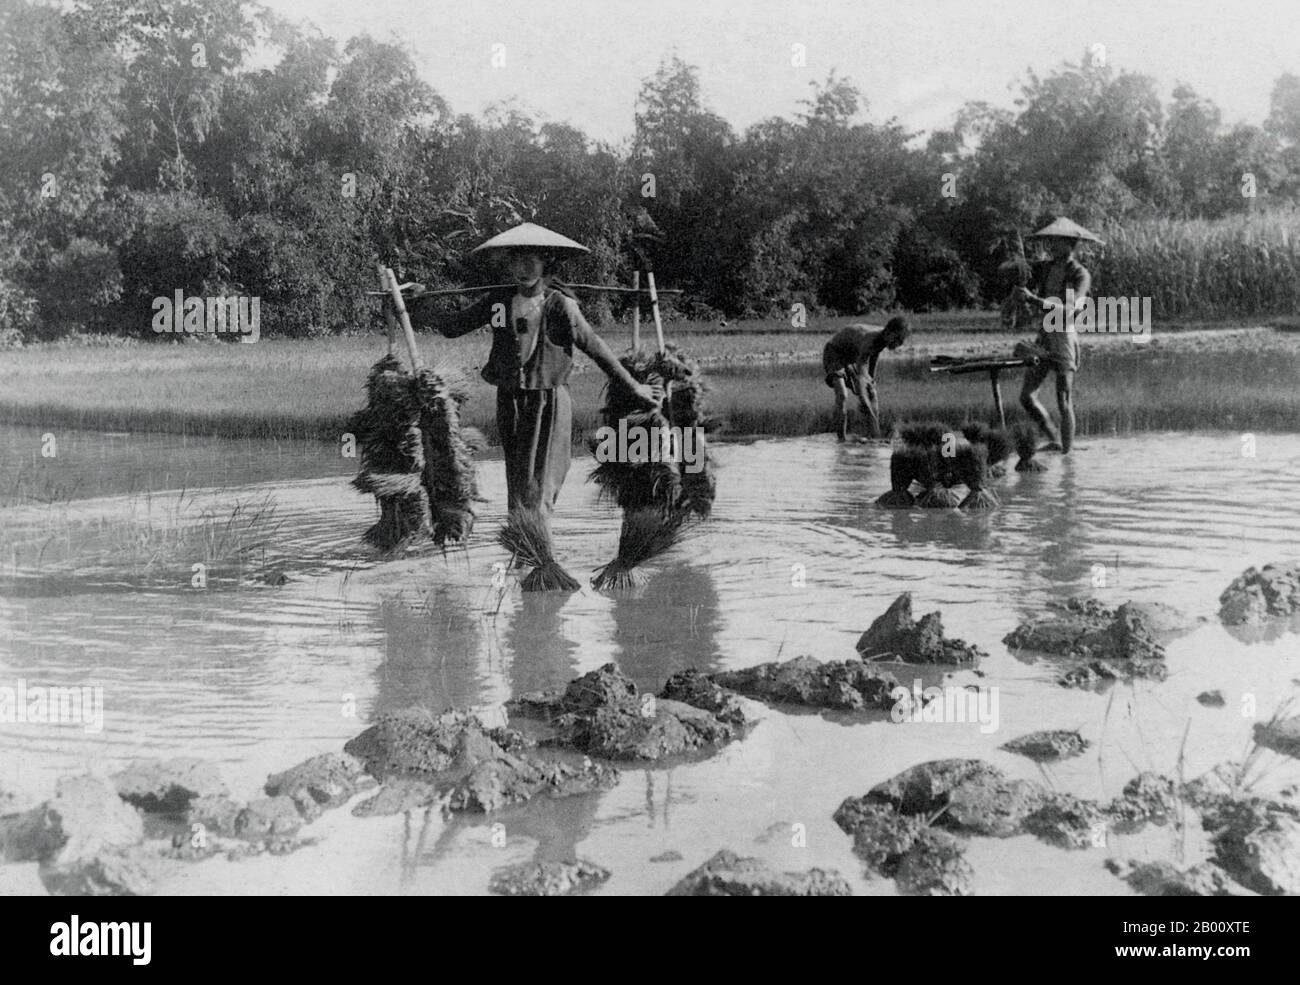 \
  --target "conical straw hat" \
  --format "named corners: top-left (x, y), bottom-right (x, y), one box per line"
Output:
top-left (1029, 217), bottom-right (1104, 244)
top-left (471, 222), bottom-right (590, 255)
